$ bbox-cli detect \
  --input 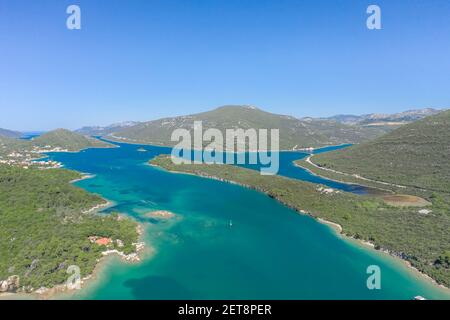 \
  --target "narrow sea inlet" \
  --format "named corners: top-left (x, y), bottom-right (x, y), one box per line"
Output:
top-left (47, 141), bottom-right (450, 299)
